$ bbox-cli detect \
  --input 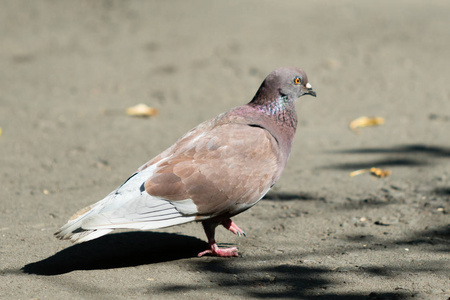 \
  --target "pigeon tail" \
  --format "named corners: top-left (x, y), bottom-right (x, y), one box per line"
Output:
top-left (55, 164), bottom-right (198, 243)
top-left (54, 202), bottom-right (113, 243)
